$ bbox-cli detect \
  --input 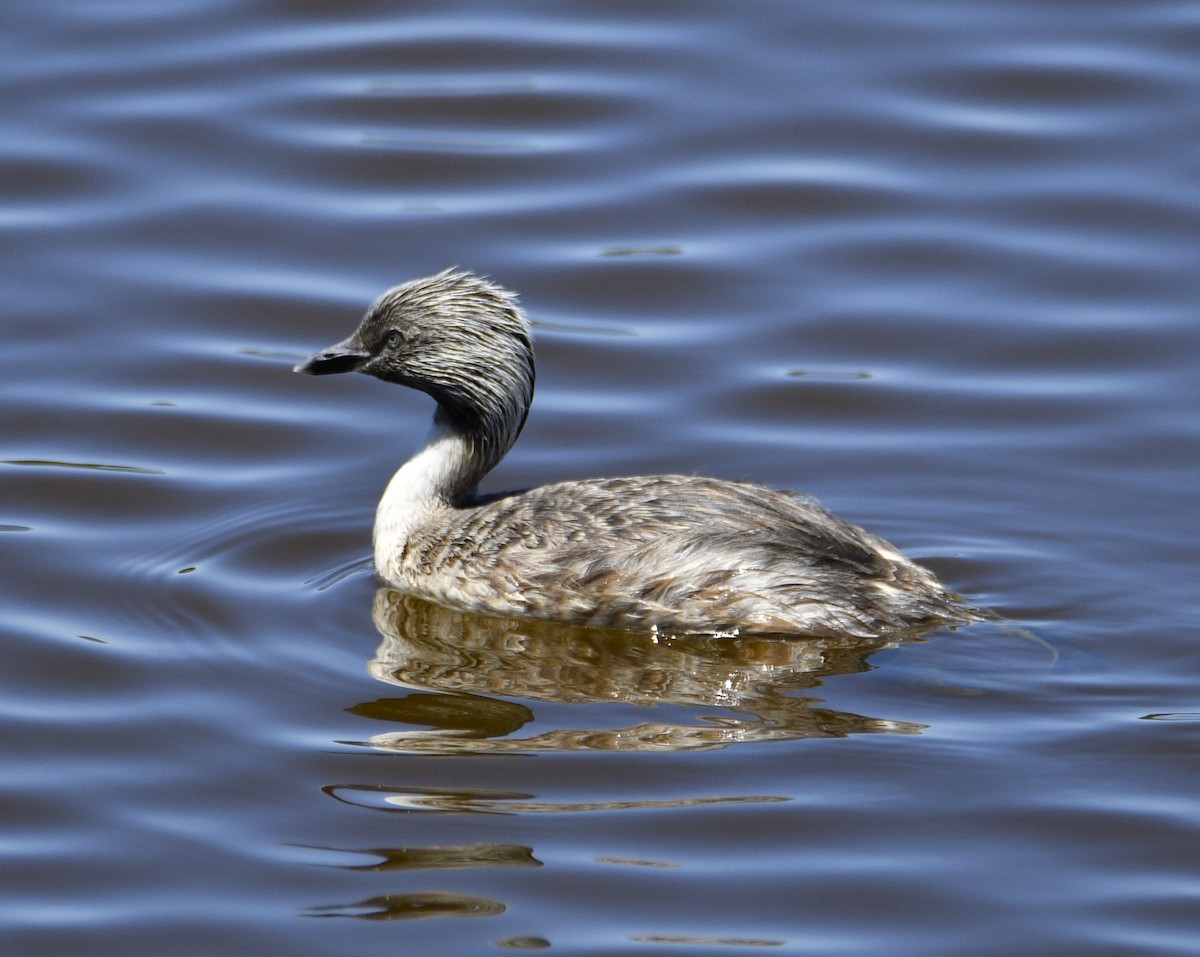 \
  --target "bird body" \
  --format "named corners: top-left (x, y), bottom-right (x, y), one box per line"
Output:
top-left (297, 269), bottom-right (965, 638)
